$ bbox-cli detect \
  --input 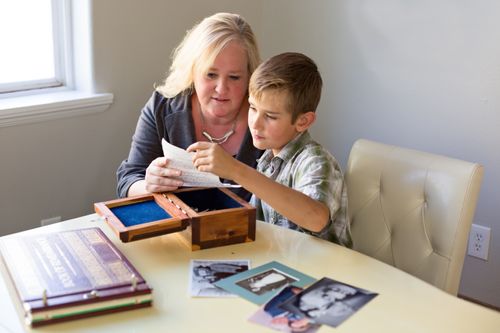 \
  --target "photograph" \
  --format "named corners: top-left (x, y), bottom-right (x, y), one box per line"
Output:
top-left (236, 268), bottom-right (298, 296)
top-left (189, 259), bottom-right (250, 297)
top-left (248, 285), bottom-right (321, 333)
top-left (214, 261), bottom-right (316, 305)
top-left (279, 277), bottom-right (378, 328)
